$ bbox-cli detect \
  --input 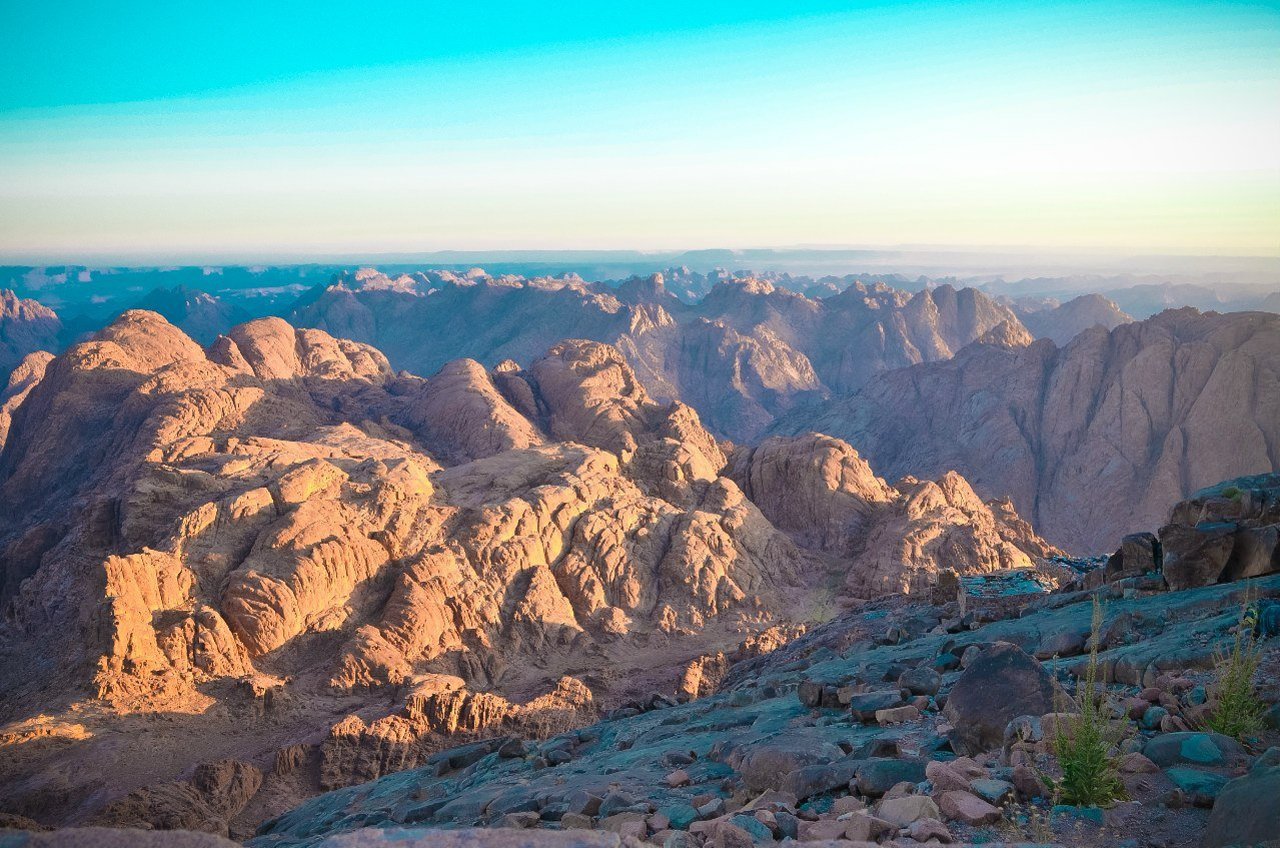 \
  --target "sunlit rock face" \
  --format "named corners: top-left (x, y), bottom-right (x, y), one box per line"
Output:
top-left (777, 308), bottom-right (1280, 551)
top-left (289, 270), bottom-right (1027, 441)
top-left (0, 289), bottom-right (62, 378)
top-left (0, 311), bottom-right (1055, 828)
